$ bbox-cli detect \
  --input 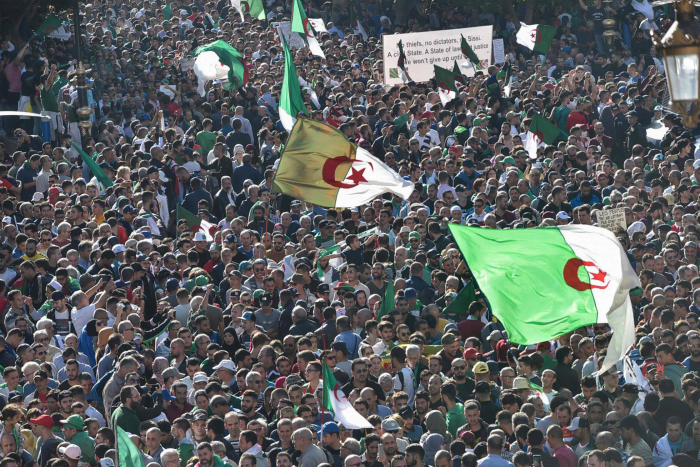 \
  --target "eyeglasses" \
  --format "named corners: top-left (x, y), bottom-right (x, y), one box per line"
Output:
top-left (452, 366), bottom-right (466, 370)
